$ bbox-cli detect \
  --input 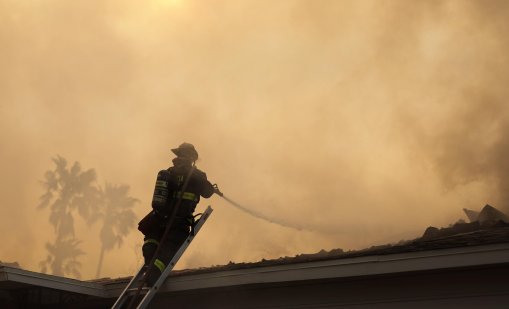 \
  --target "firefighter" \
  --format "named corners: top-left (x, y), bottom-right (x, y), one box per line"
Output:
top-left (138, 142), bottom-right (218, 286)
